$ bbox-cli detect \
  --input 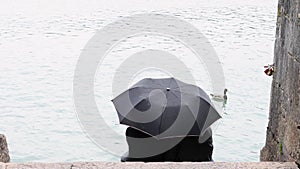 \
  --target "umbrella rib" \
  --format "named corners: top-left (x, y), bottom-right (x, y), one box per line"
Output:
top-left (113, 86), bottom-right (158, 100)
top-left (169, 89), bottom-right (180, 100)
top-left (170, 90), bottom-right (218, 117)
top-left (171, 89), bottom-right (202, 97)
top-left (171, 89), bottom-right (212, 104)
top-left (157, 90), bottom-right (169, 135)
top-left (169, 91), bottom-right (196, 114)
top-left (130, 86), bottom-right (161, 90)
top-left (149, 78), bottom-right (165, 88)
top-left (158, 110), bottom-right (164, 135)
top-left (172, 83), bottom-right (201, 90)
top-left (116, 95), bottom-right (149, 118)
top-left (118, 88), bottom-right (169, 117)
top-left (167, 78), bottom-right (173, 88)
